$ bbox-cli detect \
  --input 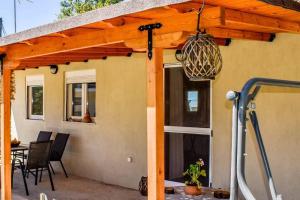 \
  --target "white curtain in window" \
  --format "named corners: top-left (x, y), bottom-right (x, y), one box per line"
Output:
top-left (65, 69), bottom-right (96, 84)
